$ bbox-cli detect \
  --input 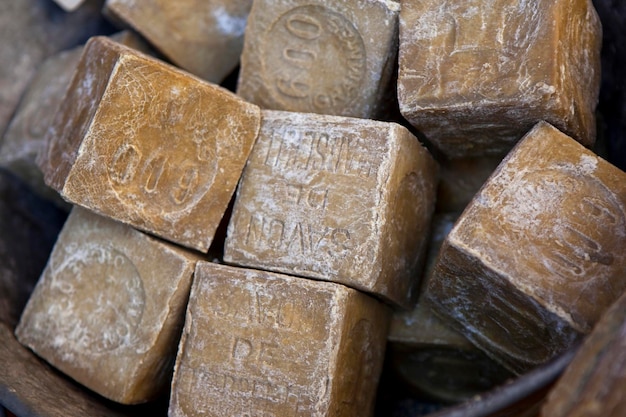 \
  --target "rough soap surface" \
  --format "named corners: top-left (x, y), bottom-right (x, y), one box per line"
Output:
top-left (237, 0), bottom-right (400, 118)
top-left (224, 110), bottom-right (438, 309)
top-left (169, 261), bottom-right (390, 417)
top-left (15, 207), bottom-right (203, 404)
top-left (428, 122), bottom-right (626, 374)
top-left (398, 0), bottom-right (602, 158)
top-left (39, 36), bottom-right (261, 252)
top-left (104, 0), bottom-right (253, 83)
